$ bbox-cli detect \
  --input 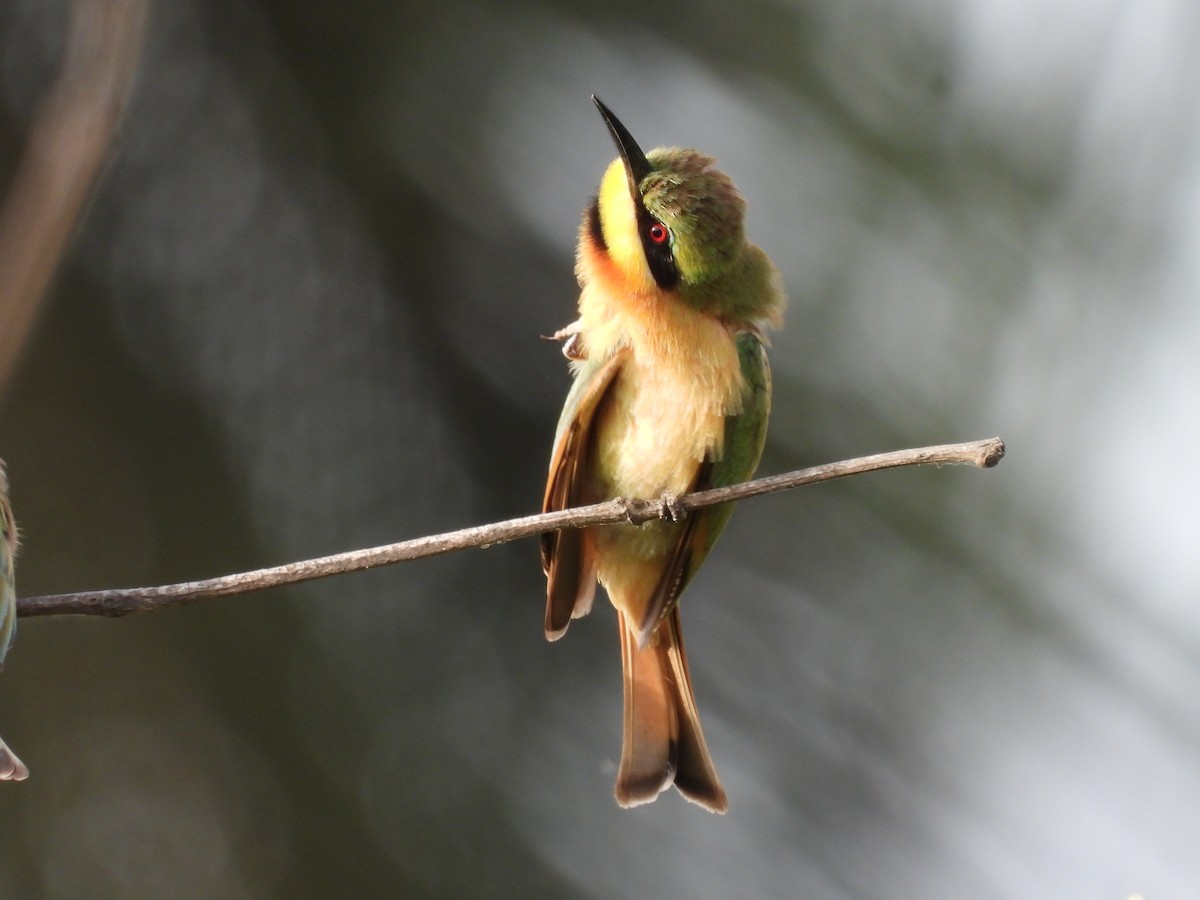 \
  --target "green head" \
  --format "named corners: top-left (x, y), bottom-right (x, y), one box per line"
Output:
top-left (590, 96), bottom-right (783, 326)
